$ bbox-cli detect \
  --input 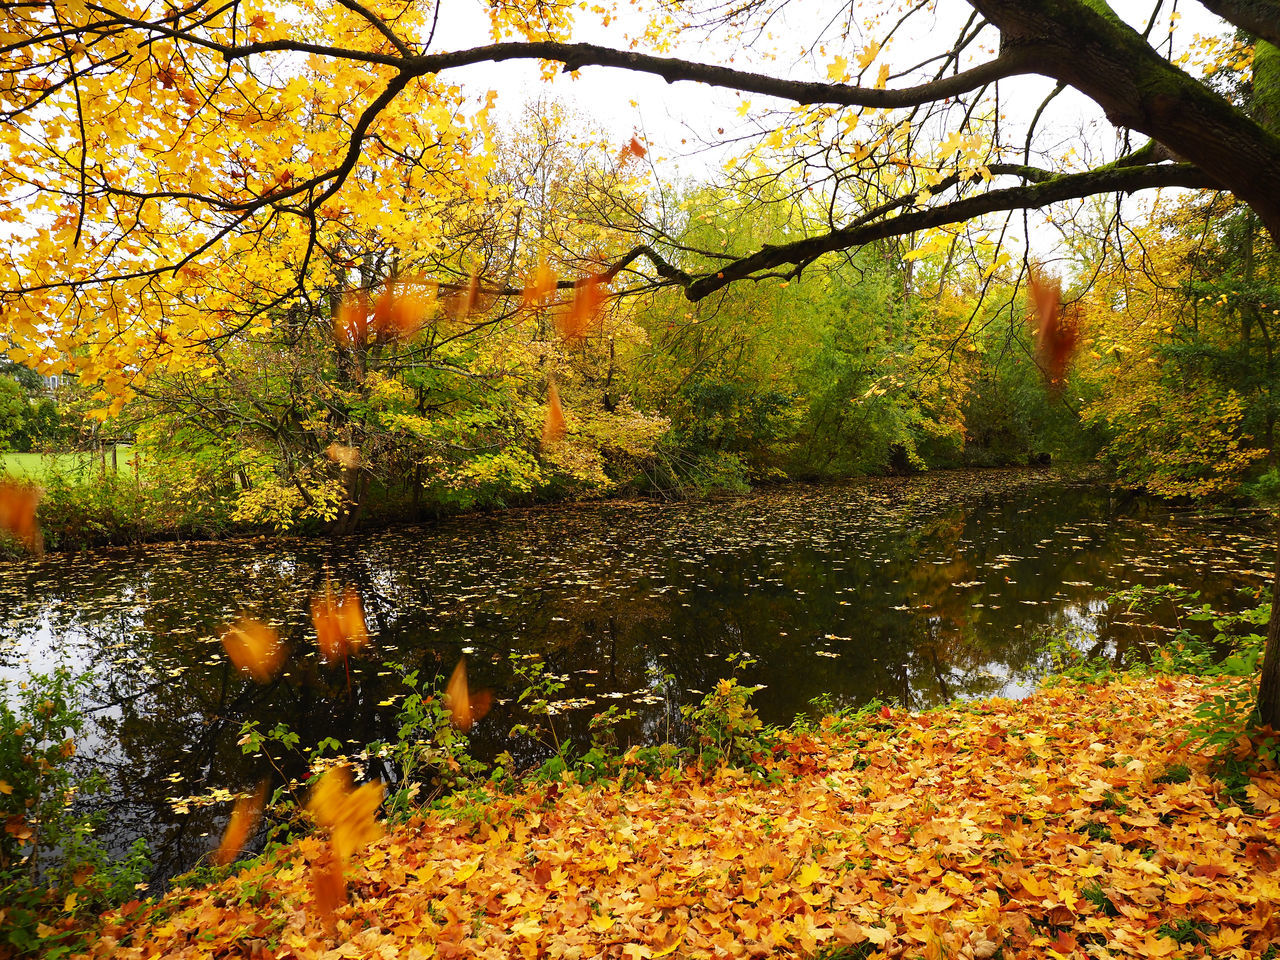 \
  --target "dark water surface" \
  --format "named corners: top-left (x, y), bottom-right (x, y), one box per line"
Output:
top-left (0, 469), bottom-right (1270, 882)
